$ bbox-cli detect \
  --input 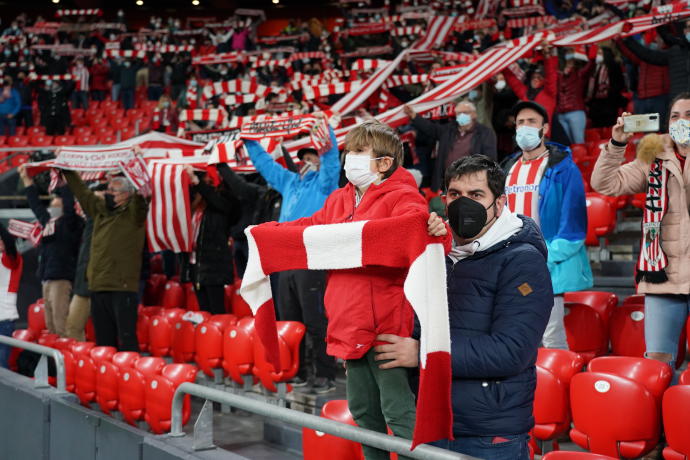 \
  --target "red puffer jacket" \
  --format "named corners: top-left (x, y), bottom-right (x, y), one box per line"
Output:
top-left (503, 55), bottom-right (558, 122)
top-left (284, 167), bottom-right (451, 360)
